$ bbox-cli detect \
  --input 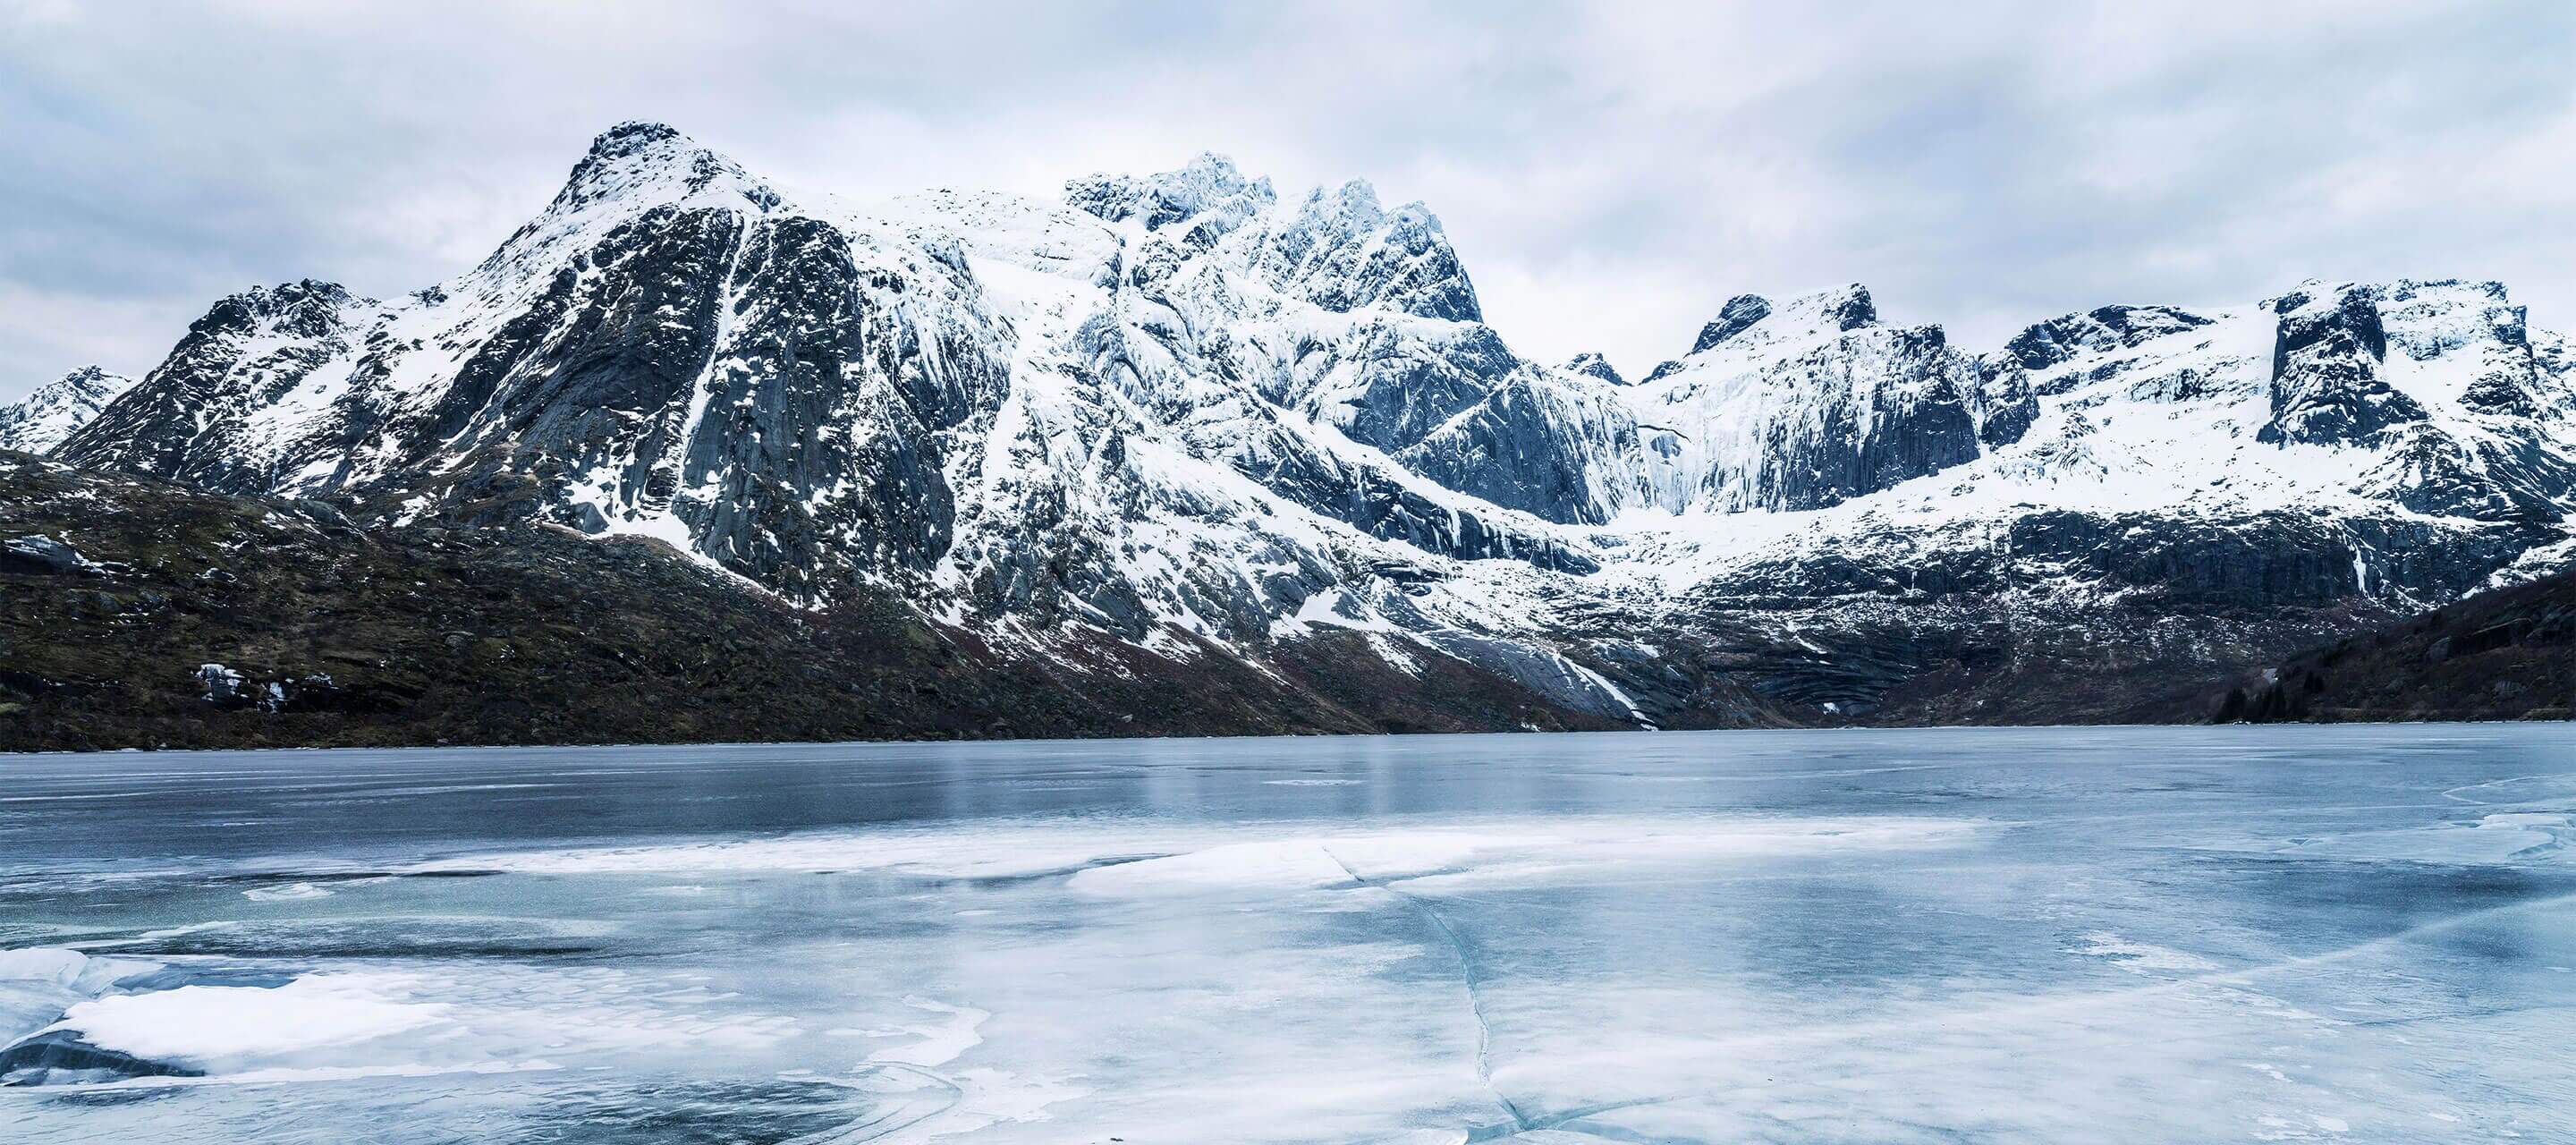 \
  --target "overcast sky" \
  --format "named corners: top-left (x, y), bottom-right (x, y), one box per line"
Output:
top-left (4, 0), bottom-right (2573, 399)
